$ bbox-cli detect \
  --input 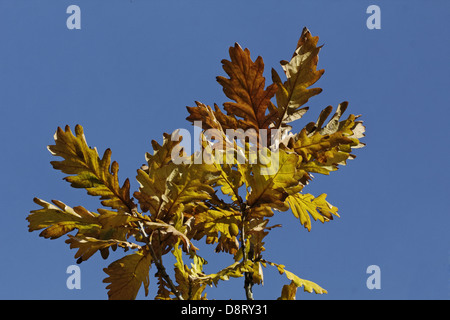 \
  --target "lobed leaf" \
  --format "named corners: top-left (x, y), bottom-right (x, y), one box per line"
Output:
top-left (272, 27), bottom-right (324, 130)
top-left (217, 43), bottom-right (278, 132)
top-left (264, 260), bottom-right (327, 297)
top-left (286, 102), bottom-right (365, 176)
top-left (172, 242), bottom-right (208, 300)
top-left (103, 249), bottom-right (152, 300)
top-left (286, 193), bottom-right (339, 231)
top-left (27, 198), bottom-right (100, 240)
top-left (66, 235), bottom-right (141, 262)
top-left (190, 207), bottom-right (241, 254)
top-left (47, 125), bottom-right (134, 212)
top-left (134, 133), bottom-right (220, 221)
top-left (245, 148), bottom-right (303, 212)
top-left (28, 198), bottom-right (140, 262)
